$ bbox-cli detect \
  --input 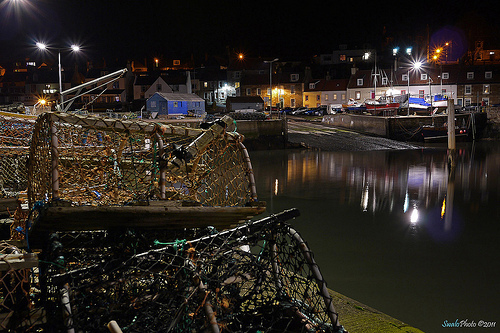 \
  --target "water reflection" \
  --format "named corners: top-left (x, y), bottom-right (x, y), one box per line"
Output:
top-left (250, 143), bottom-right (500, 332)
top-left (256, 145), bottom-right (496, 242)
